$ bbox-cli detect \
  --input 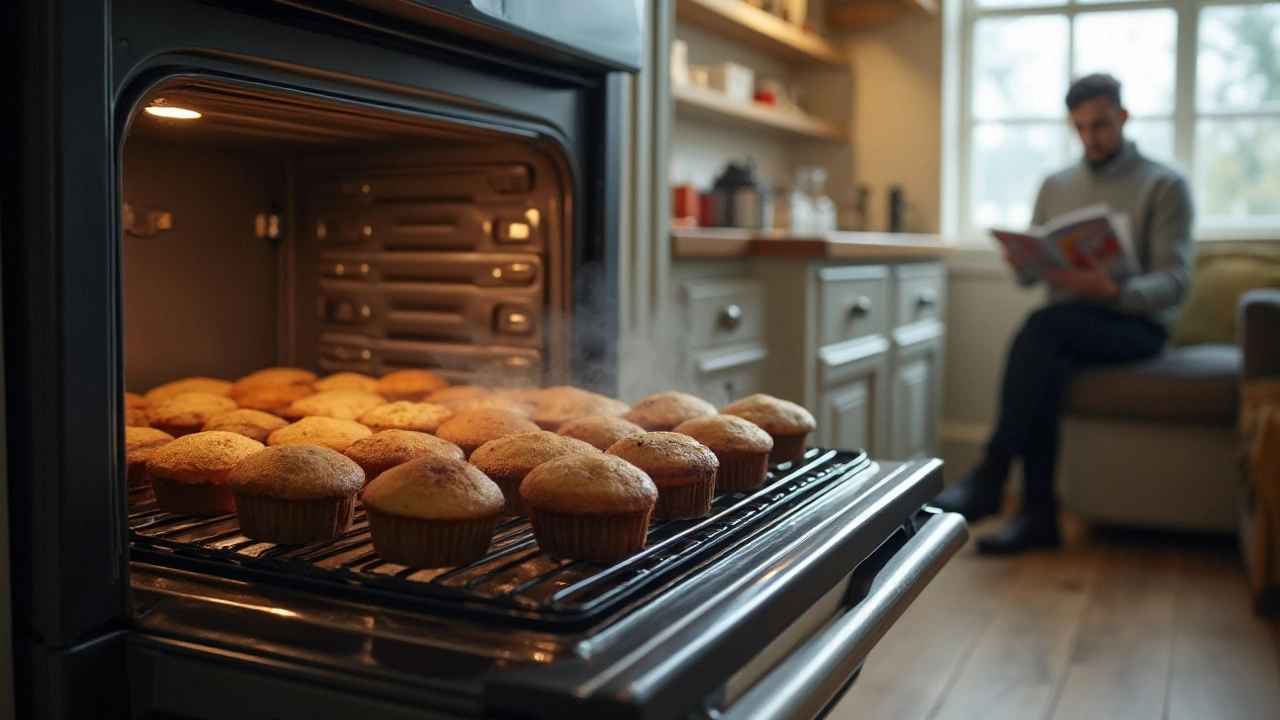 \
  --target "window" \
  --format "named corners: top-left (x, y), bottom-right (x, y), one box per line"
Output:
top-left (945, 0), bottom-right (1280, 240)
